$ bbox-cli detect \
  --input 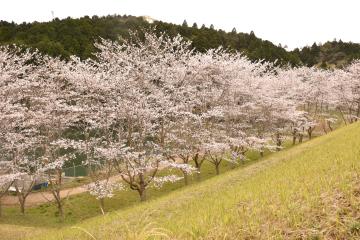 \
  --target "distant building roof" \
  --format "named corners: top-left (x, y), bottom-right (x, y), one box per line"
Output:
top-left (142, 16), bottom-right (155, 24)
